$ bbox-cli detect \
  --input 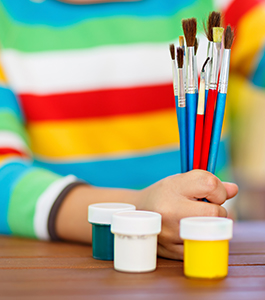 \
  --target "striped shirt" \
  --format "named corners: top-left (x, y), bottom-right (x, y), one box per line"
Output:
top-left (1, 0), bottom-right (259, 240)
